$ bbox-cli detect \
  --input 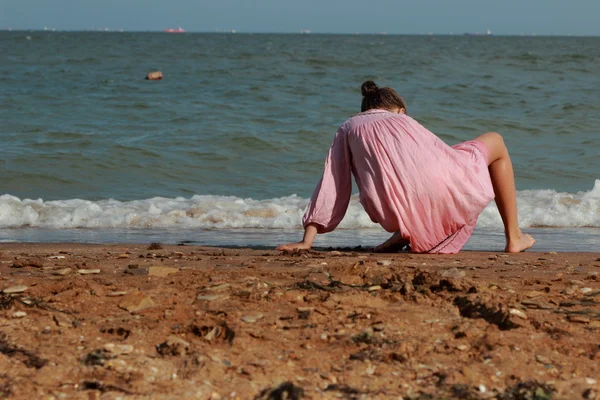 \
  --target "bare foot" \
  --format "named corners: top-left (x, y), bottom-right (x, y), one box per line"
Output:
top-left (504, 234), bottom-right (535, 253)
top-left (277, 242), bottom-right (311, 252)
top-left (374, 232), bottom-right (410, 253)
